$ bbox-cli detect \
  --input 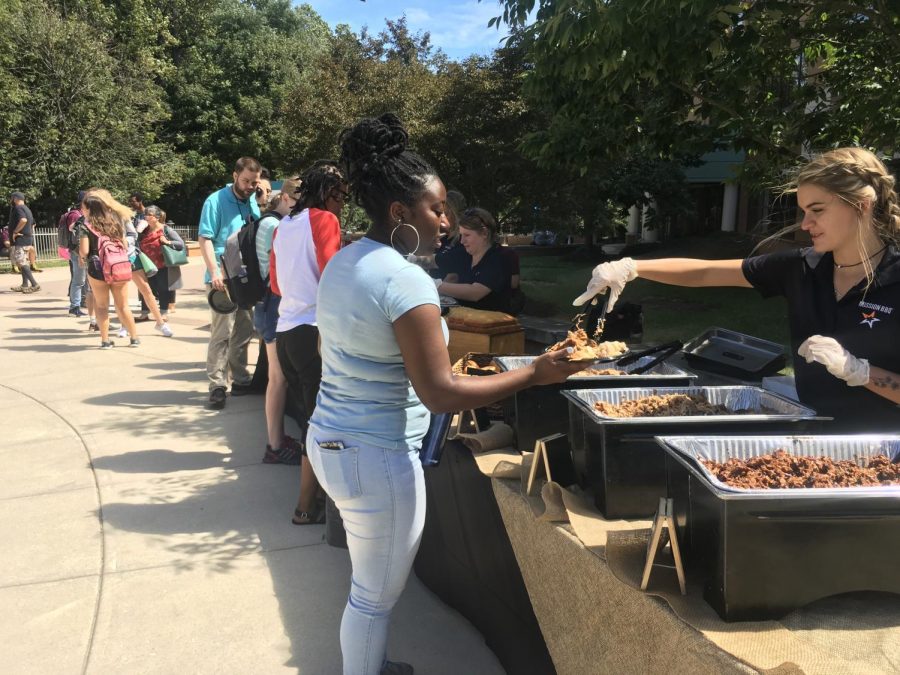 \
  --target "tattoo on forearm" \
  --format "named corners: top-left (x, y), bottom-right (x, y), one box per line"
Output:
top-left (871, 374), bottom-right (900, 391)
